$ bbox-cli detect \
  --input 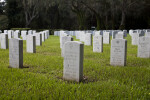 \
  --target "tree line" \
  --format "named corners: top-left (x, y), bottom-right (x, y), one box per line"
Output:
top-left (0, 0), bottom-right (150, 30)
